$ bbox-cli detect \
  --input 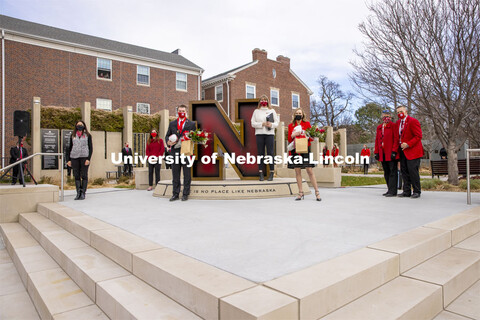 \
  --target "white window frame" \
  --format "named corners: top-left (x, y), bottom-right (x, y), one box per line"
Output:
top-left (270, 88), bottom-right (279, 107)
top-left (97, 58), bottom-right (112, 81)
top-left (96, 98), bottom-right (112, 111)
top-left (246, 84), bottom-right (256, 99)
top-left (137, 65), bottom-right (150, 86)
top-left (136, 103), bottom-right (150, 114)
top-left (215, 85), bottom-right (223, 102)
top-left (292, 93), bottom-right (300, 109)
top-left (176, 72), bottom-right (187, 91)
